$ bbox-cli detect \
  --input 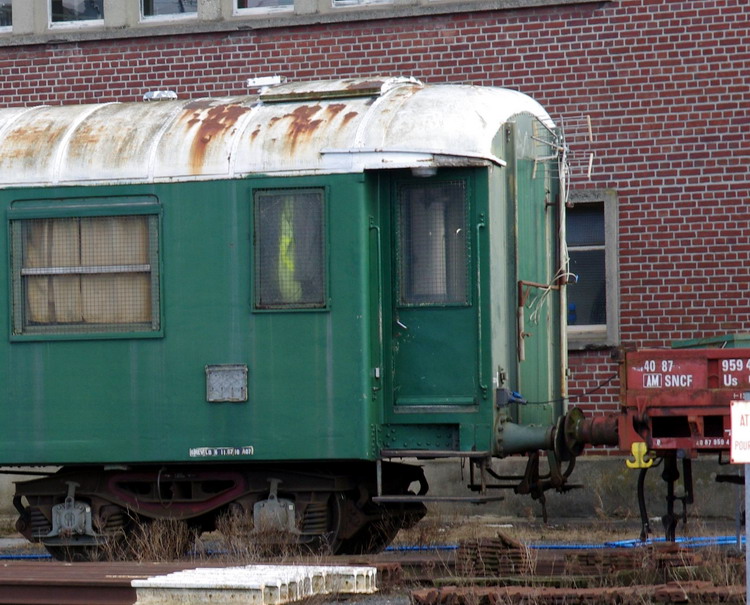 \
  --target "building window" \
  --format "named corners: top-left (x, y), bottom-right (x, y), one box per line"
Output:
top-left (254, 189), bottom-right (326, 310)
top-left (332, 0), bottom-right (391, 5)
top-left (566, 189), bottom-right (618, 349)
top-left (397, 181), bottom-right (468, 306)
top-left (142, 0), bottom-right (198, 17)
top-left (0, 0), bottom-right (11, 28)
top-left (236, 0), bottom-right (293, 11)
top-left (11, 213), bottom-right (160, 336)
top-left (50, 0), bottom-right (103, 23)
